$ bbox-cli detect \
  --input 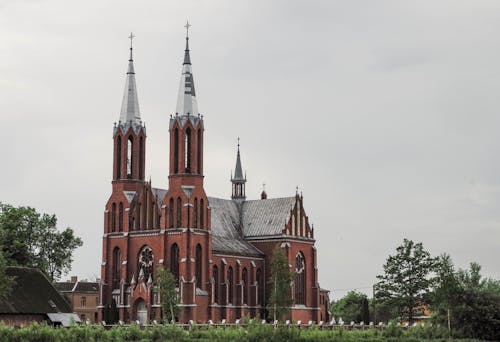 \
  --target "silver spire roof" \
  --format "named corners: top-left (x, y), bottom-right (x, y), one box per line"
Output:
top-left (175, 26), bottom-right (199, 117)
top-left (232, 141), bottom-right (245, 181)
top-left (119, 33), bottom-right (141, 124)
